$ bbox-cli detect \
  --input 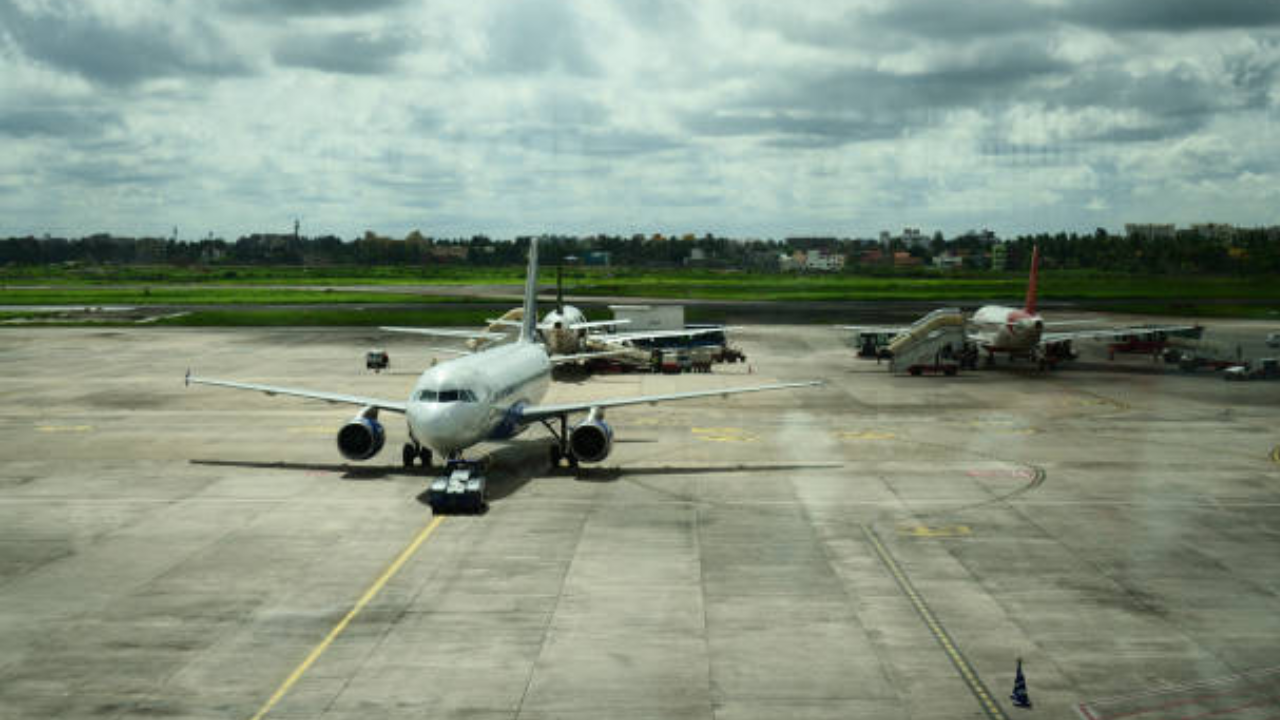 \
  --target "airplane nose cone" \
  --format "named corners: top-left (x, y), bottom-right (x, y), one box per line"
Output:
top-left (411, 404), bottom-right (484, 454)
